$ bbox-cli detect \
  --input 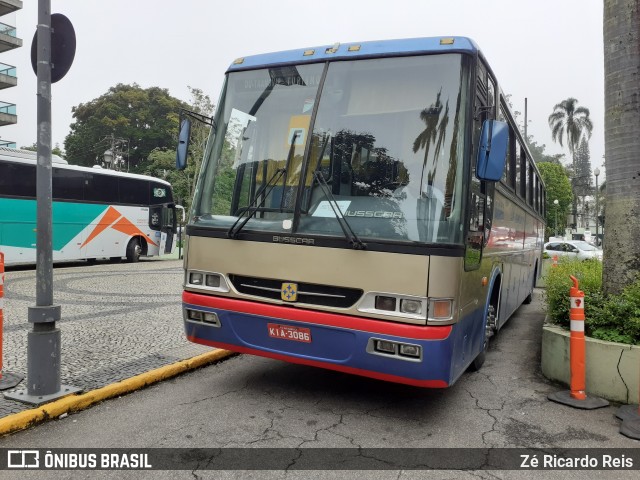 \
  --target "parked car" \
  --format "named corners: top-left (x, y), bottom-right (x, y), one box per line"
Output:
top-left (544, 240), bottom-right (603, 261)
